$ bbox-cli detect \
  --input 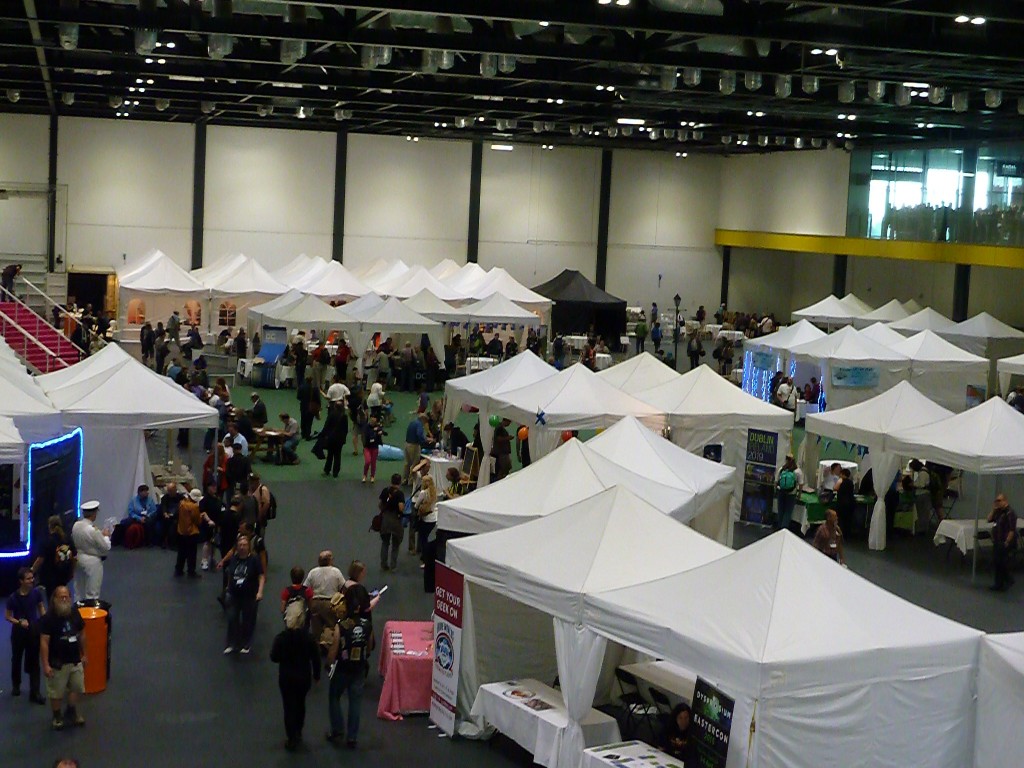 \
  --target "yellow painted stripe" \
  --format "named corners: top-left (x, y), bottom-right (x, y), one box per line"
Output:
top-left (715, 229), bottom-right (1024, 269)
